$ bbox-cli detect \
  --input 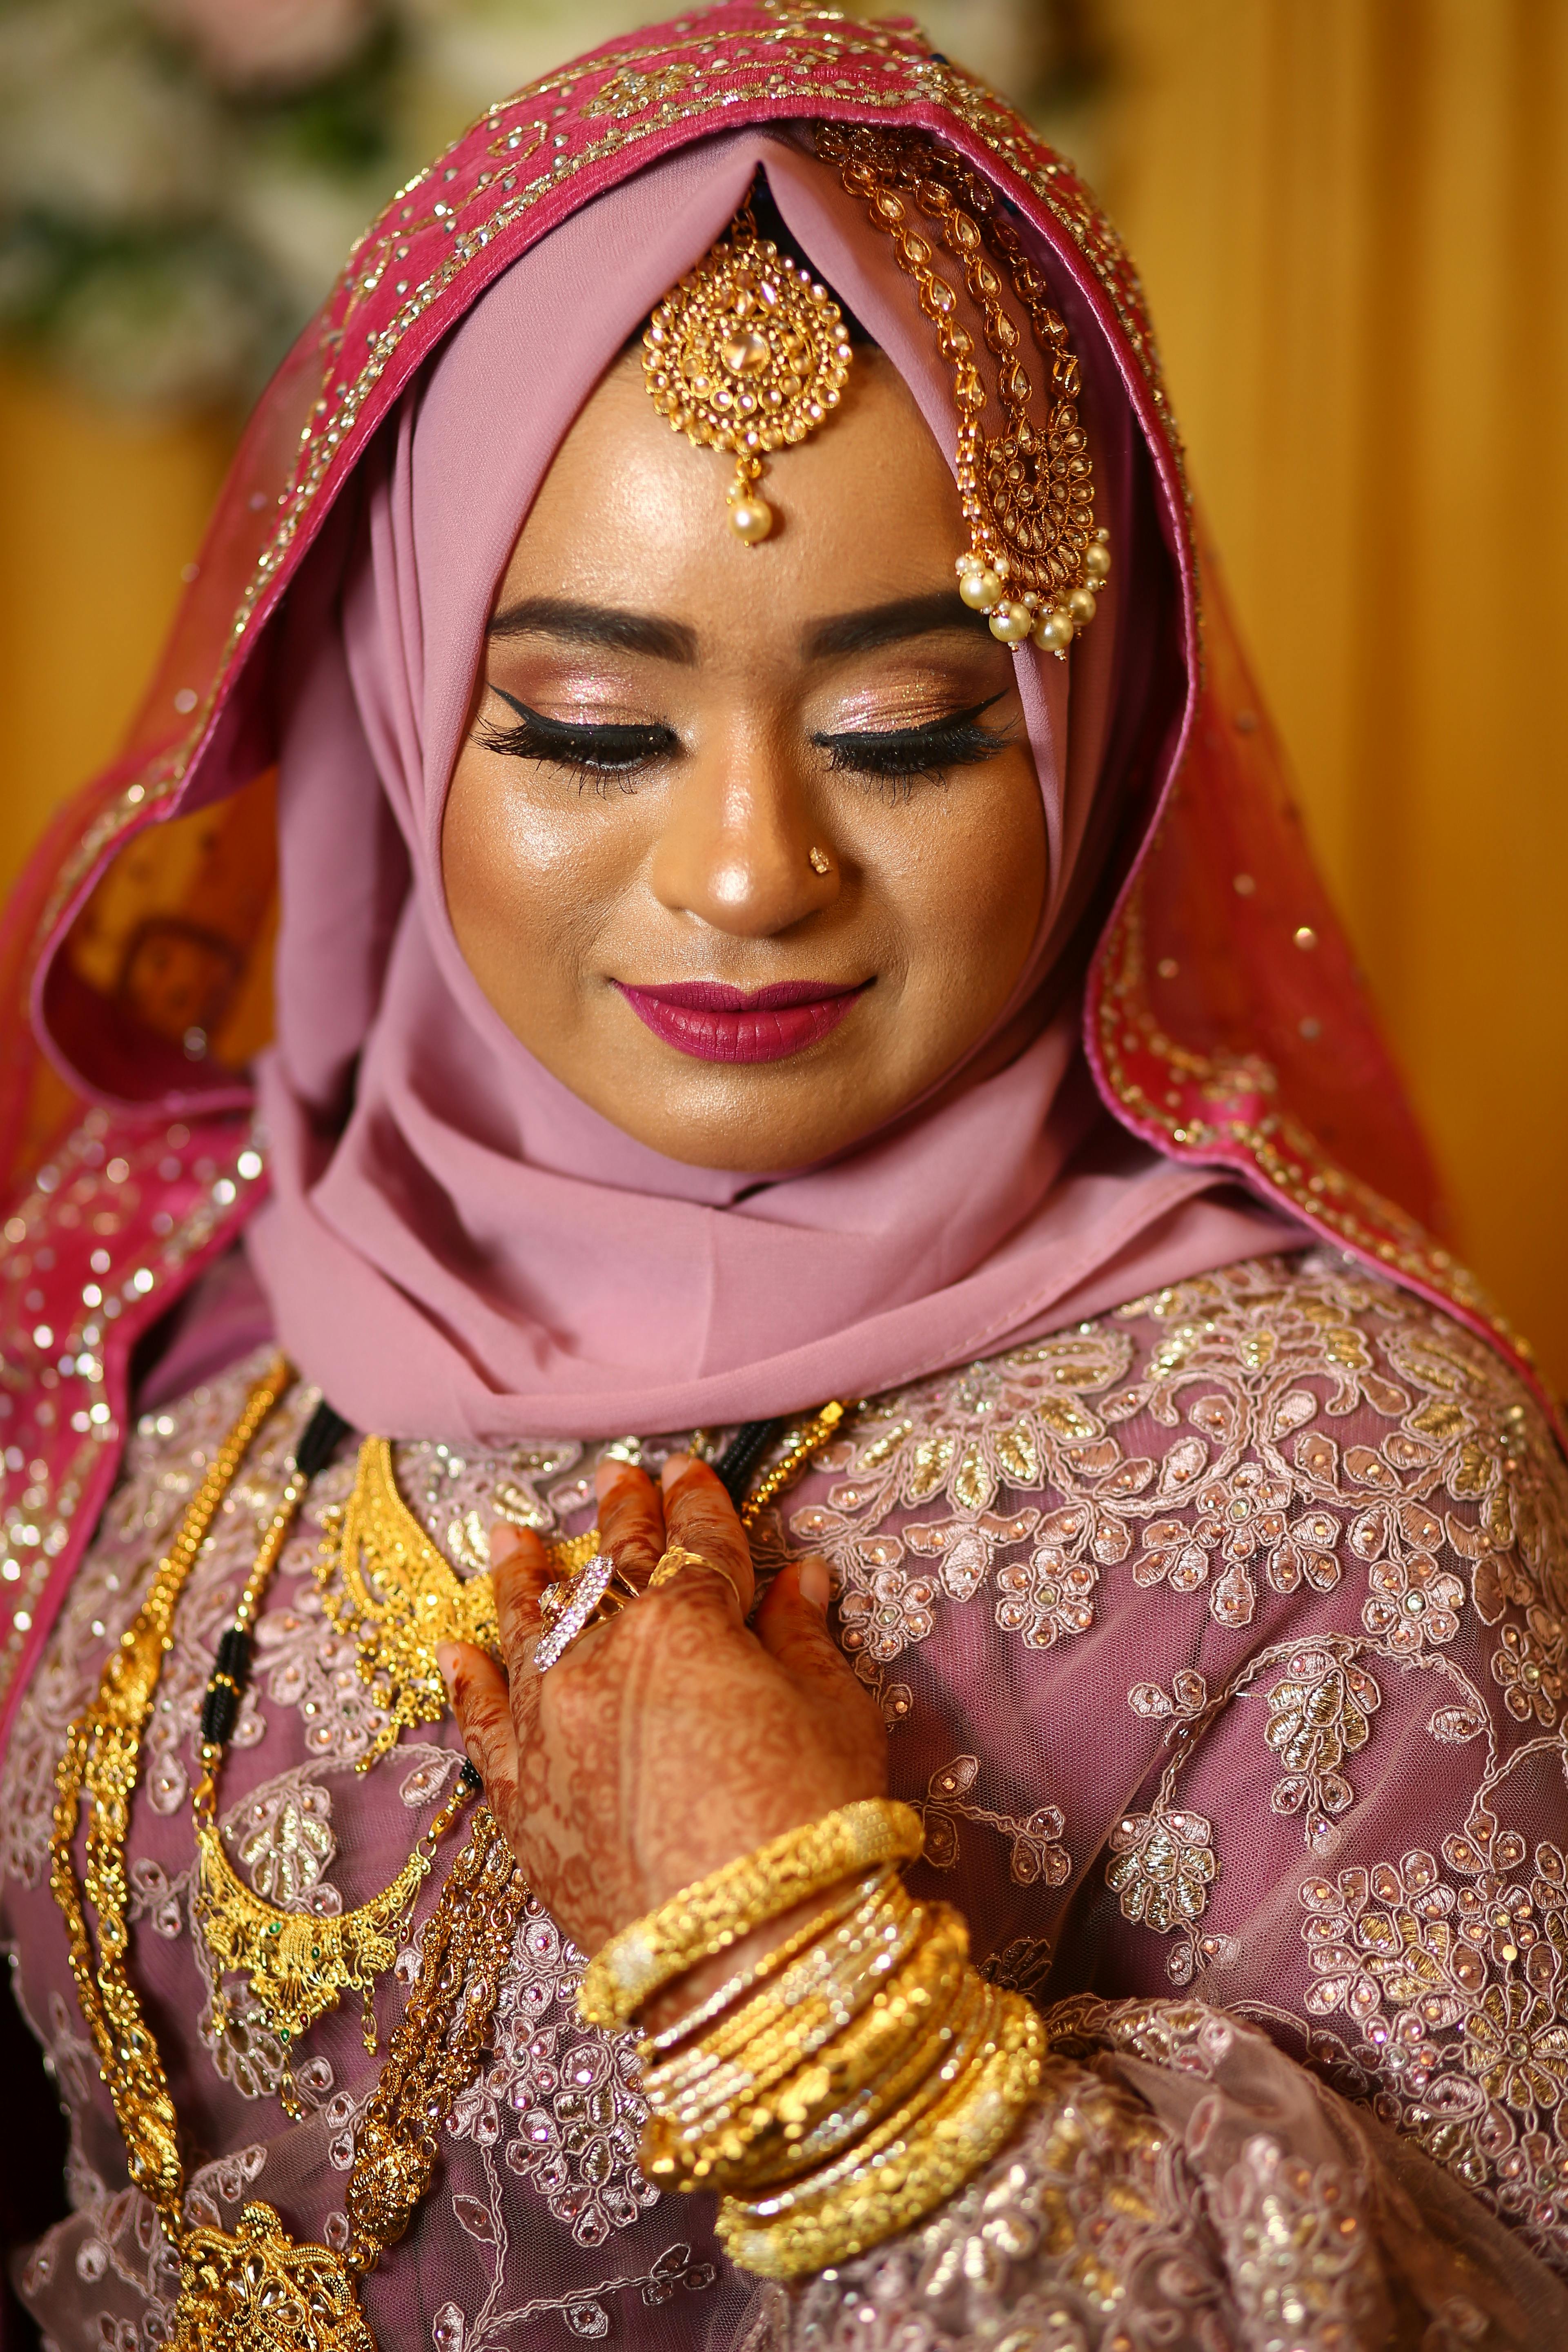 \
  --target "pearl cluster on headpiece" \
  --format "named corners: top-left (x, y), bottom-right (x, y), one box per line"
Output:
top-left (956, 528), bottom-right (1112, 656)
